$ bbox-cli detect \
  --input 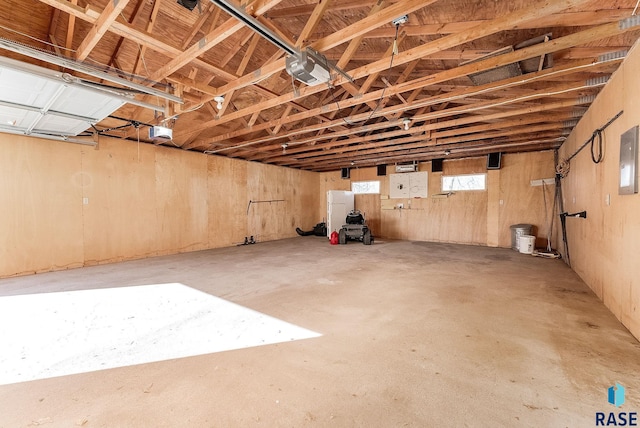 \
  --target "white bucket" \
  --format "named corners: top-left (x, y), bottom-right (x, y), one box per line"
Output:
top-left (518, 235), bottom-right (536, 254)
